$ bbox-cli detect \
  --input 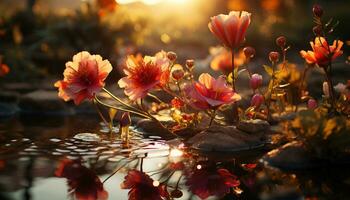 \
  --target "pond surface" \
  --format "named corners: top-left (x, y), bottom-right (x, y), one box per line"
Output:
top-left (1, 115), bottom-right (350, 200)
